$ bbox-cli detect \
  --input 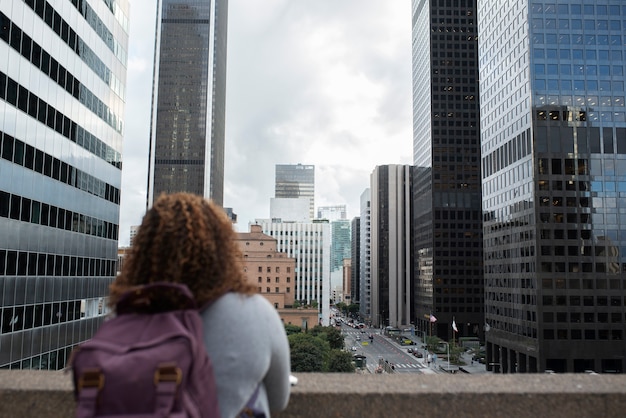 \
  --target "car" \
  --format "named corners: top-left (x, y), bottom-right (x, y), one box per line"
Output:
top-left (356, 336), bottom-right (361, 341)
top-left (413, 351), bottom-right (423, 358)
top-left (407, 348), bottom-right (414, 353)
top-left (351, 346), bottom-right (358, 351)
